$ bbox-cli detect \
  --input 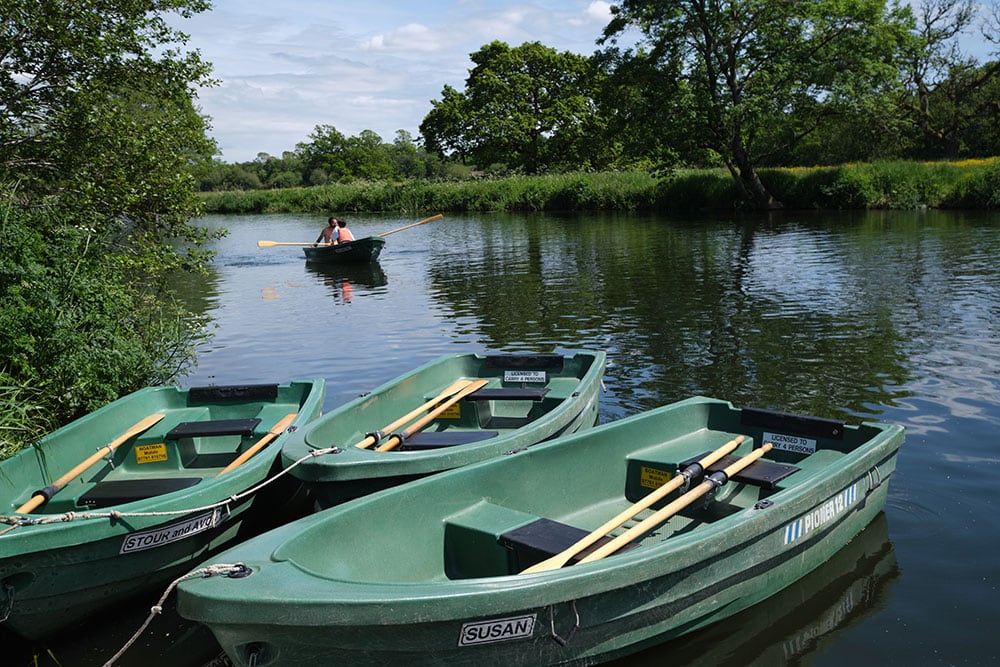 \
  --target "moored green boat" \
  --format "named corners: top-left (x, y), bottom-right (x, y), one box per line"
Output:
top-left (302, 235), bottom-right (385, 263)
top-left (178, 396), bottom-right (903, 666)
top-left (280, 351), bottom-right (606, 506)
top-left (0, 380), bottom-right (325, 640)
